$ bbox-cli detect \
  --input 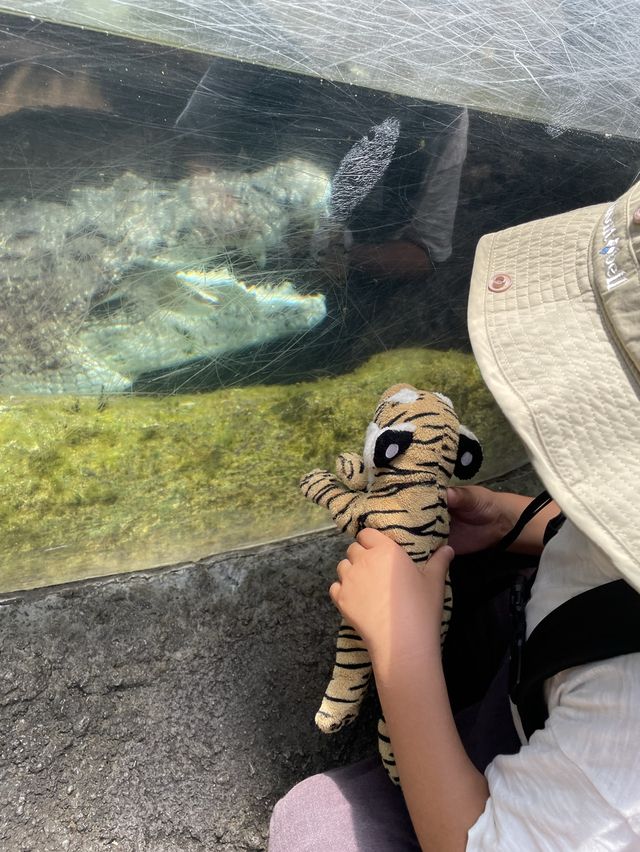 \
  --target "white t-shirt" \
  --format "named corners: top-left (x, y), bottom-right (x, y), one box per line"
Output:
top-left (466, 520), bottom-right (640, 850)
